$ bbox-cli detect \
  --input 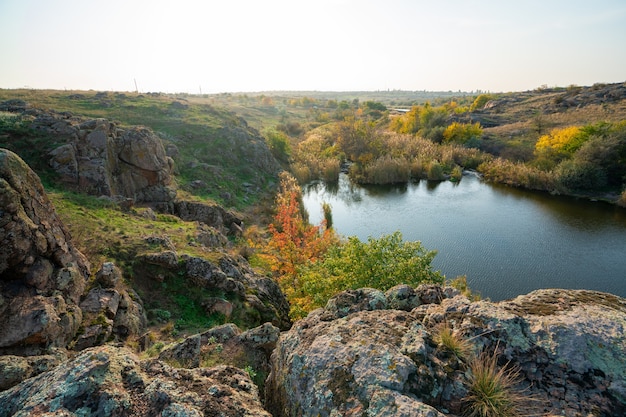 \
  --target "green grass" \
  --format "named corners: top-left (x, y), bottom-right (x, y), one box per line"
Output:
top-left (0, 89), bottom-right (280, 209)
top-left (48, 189), bottom-right (200, 269)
